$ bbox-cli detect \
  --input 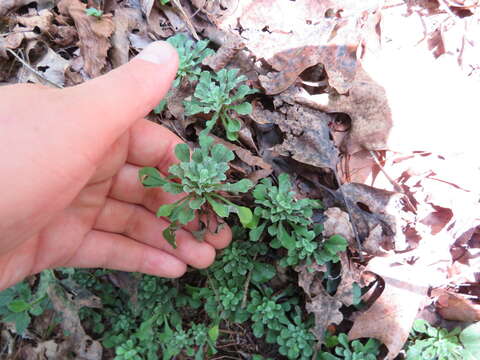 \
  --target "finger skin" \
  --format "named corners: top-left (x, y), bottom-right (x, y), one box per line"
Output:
top-left (94, 198), bottom-right (219, 268)
top-left (108, 163), bottom-right (233, 250)
top-left (0, 42), bottom-right (178, 246)
top-left (62, 231), bottom-right (187, 278)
